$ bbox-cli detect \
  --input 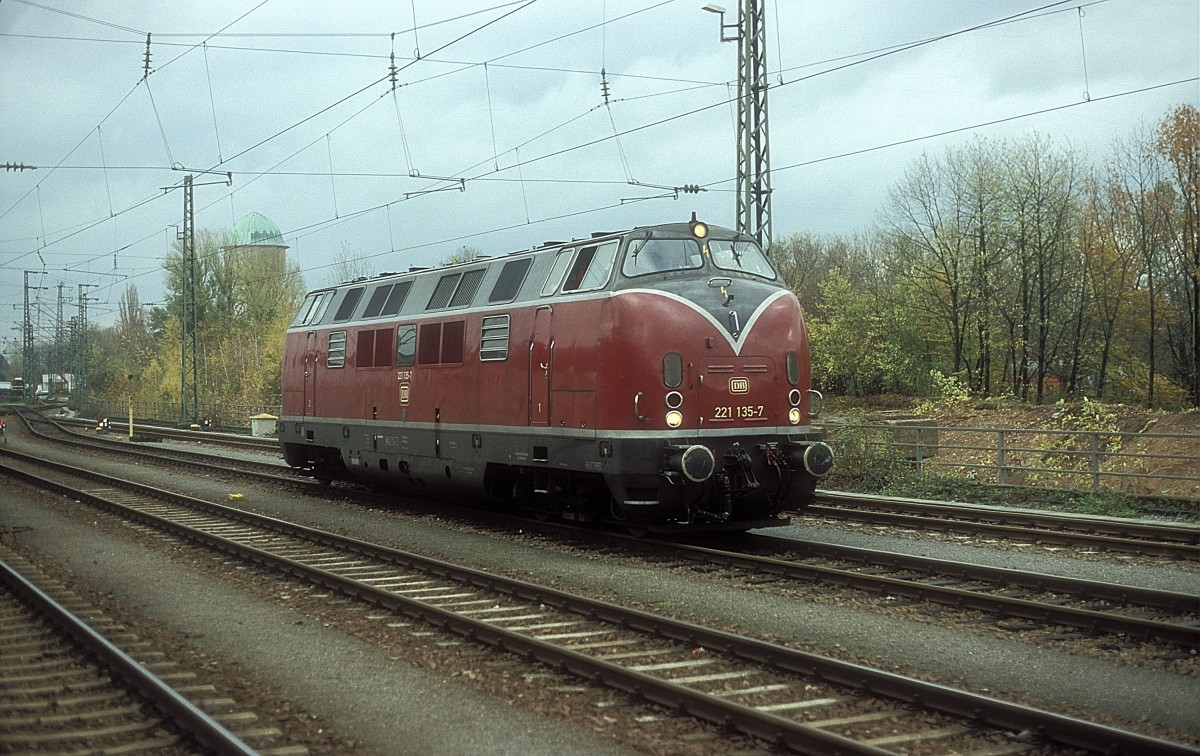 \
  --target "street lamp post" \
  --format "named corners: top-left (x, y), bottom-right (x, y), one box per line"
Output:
top-left (701, 3), bottom-right (740, 42)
